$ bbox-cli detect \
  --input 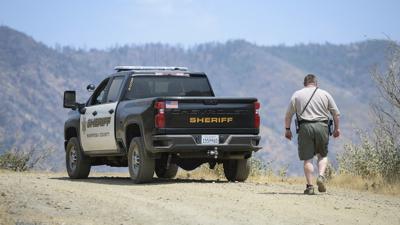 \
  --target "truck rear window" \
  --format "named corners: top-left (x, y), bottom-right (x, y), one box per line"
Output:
top-left (124, 76), bottom-right (214, 99)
